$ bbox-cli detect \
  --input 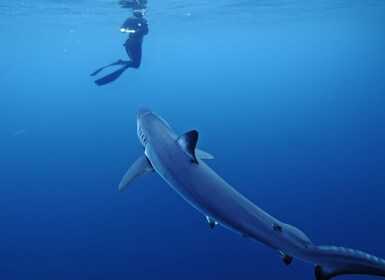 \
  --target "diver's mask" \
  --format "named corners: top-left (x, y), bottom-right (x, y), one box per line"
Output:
top-left (133, 9), bottom-right (146, 18)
